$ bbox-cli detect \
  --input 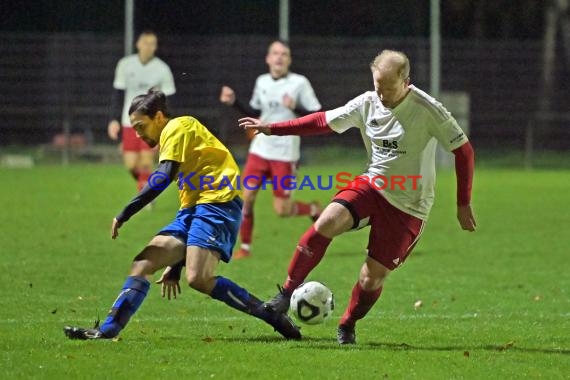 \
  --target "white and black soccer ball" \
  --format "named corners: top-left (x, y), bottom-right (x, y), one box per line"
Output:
top-left (289, 281), bottom-right (334, 325)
